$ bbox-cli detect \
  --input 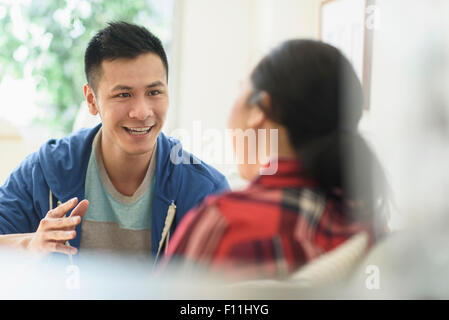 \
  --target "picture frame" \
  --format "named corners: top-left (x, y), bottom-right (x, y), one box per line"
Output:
top-left (319, 0), bottom-right (377, 110)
